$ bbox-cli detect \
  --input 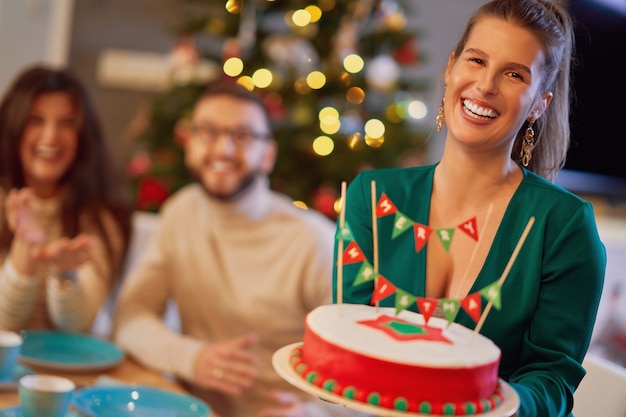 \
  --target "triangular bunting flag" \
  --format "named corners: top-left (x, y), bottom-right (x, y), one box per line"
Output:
top-left (391, 212), bottom-right (414, 239)
top-left (395, 288), bottom-right (416, 315)
top-left (416, 297), bottom-right (439, 325)
top-left (458, 217), bottom-right (479, 241)
top-left (371, 275), bottom-right (397, 304)
top-left (460, 292), bottom-right (483, 323)
top-left (335, 223), bottom-right (354, 241)
top-left (440, 299), bottom-right (460, 324)
top-left (376, 193), bottom-right (398, 217)
top-left (413, 223), bottom-right (433, 252)
top-left (342, 241), bottom-right (366, 264)
top-left (480, 282), bottom-right (502, 310)
top-left (435, 228), bottom-right (456, 252)
top-left (352, 261), bottom-right (377, 286)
